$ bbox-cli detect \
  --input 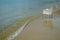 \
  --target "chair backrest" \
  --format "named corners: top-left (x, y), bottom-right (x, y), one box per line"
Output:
top-left (43, 8), bottom-right (53, 15)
